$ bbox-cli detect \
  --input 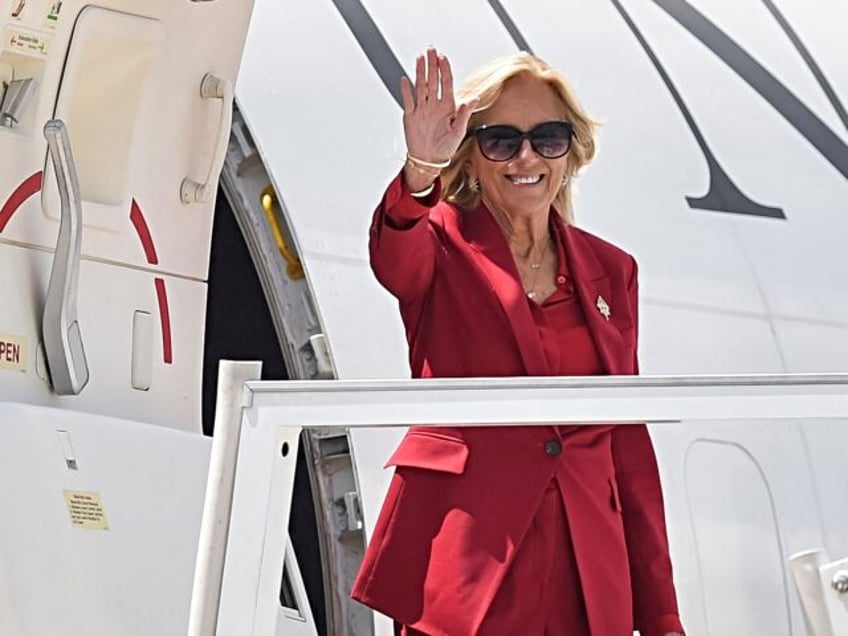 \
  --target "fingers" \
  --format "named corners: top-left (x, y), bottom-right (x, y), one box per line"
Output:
top-left (439, 54), bottom-right (455, 107)
top-left (426, 48), bottom-right (439, 101)
top-left (406, 48), bottom-right (460, 116)
top-left (414, 54), bottom-right (426, 106)
top-left (400, 76), bottom-right (414, 115)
